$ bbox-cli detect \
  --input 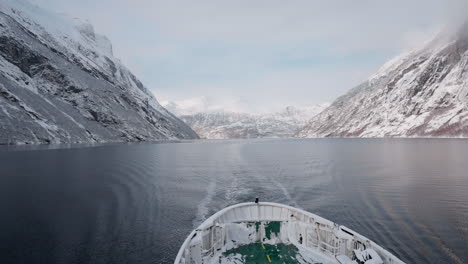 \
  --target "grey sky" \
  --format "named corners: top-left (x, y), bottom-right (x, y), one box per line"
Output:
top-left (32, 0), bottom-right (468, 112)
